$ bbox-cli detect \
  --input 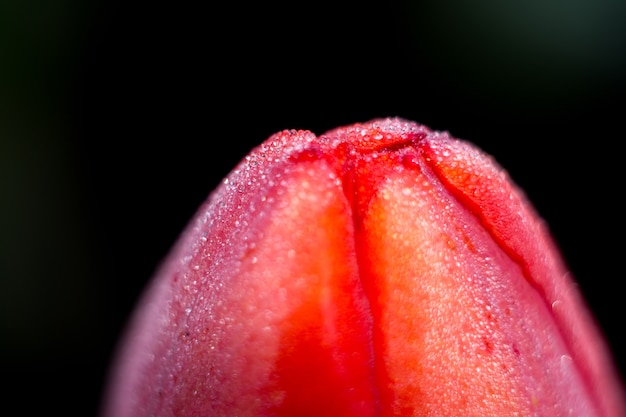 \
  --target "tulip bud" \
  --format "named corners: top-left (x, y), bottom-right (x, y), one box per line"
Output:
top-left (101, 118), bottom-right (625, 416)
